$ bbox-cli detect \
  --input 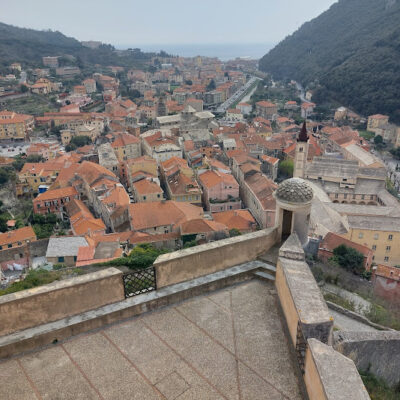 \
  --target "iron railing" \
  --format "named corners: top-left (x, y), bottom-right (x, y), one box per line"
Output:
top-left (122, 267), bottom-right (156, 298)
